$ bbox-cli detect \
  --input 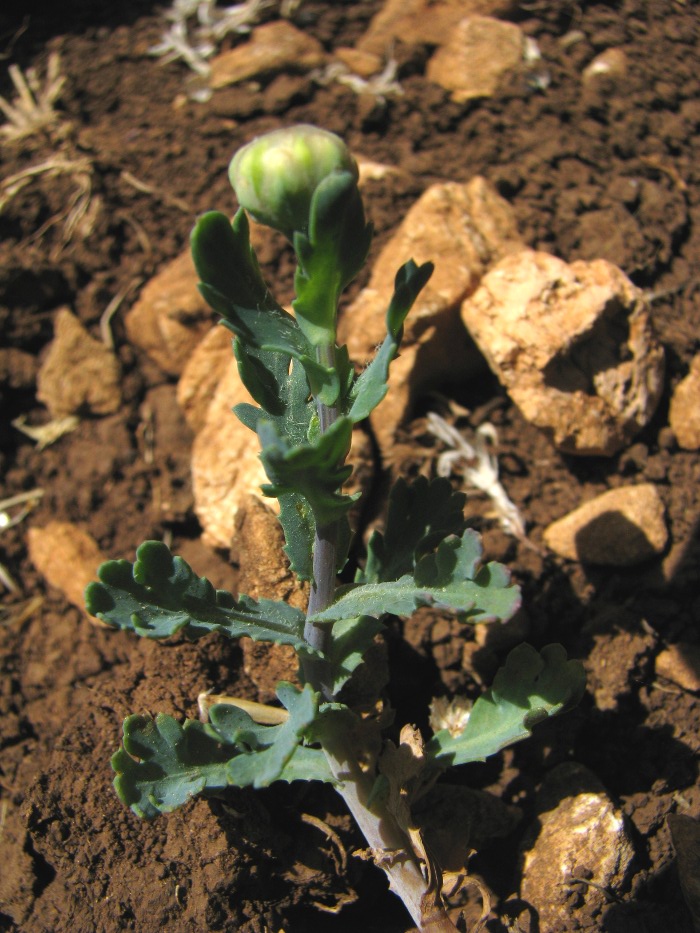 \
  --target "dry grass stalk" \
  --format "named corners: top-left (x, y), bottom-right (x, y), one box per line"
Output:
top-left (0, 52), bottom-right (66, 141)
